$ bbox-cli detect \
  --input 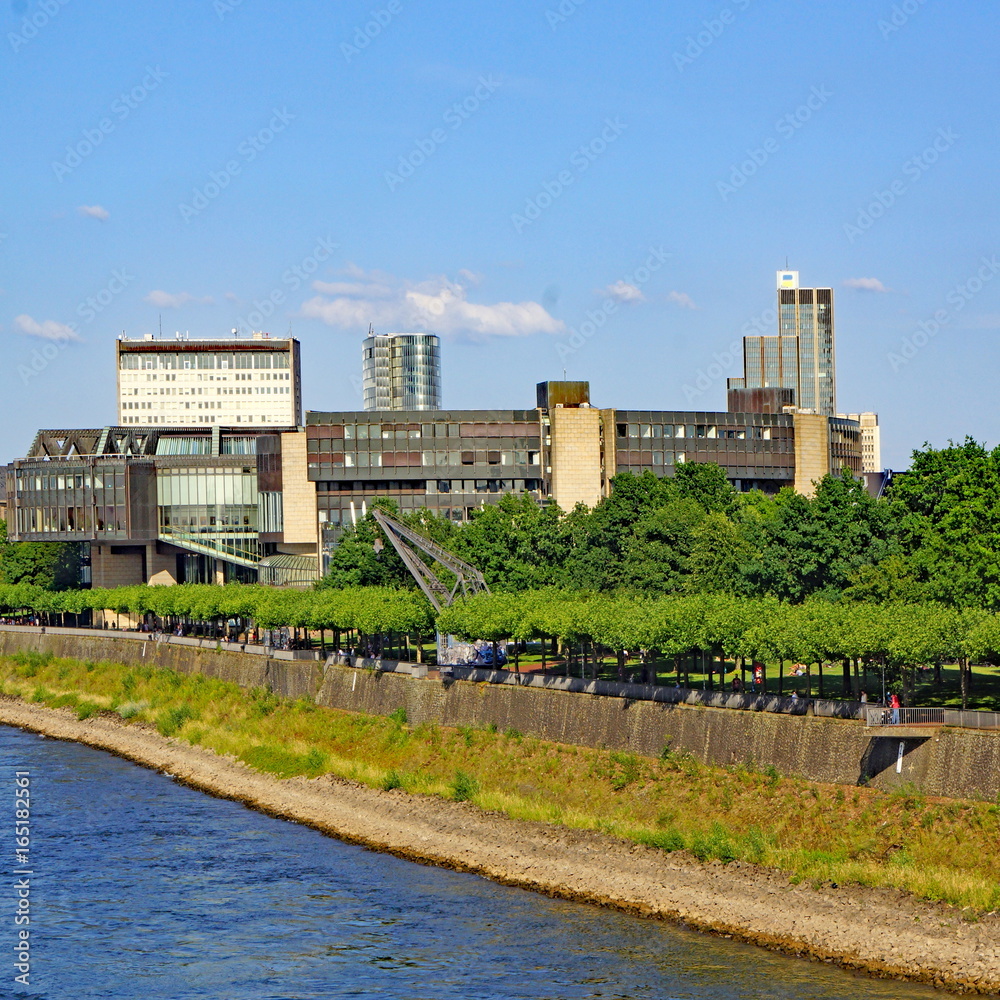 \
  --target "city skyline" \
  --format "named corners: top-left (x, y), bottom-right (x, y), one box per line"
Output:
top-left (2, 1), bottom-right (998, 470)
